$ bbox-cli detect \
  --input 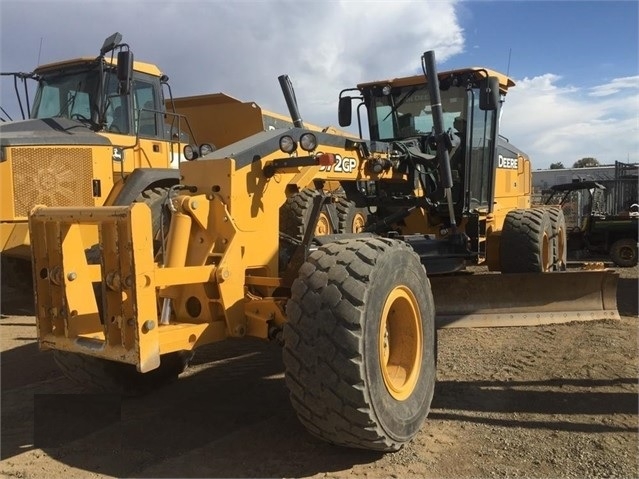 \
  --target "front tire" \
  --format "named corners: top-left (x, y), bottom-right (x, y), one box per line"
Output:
top-left (283, 237), bottom-right (436, 451)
